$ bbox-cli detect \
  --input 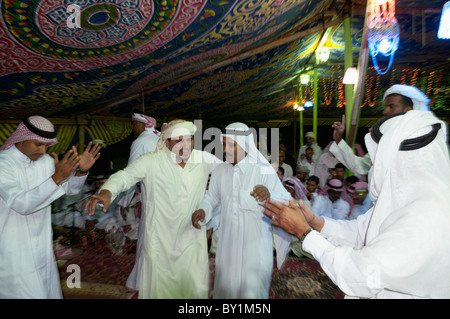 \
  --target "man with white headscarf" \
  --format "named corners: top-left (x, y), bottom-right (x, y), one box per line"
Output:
top-left (85, 119), bottom-right (221, 299)
top-left (297, 131), bottom-right (322, 164)
top-left (0, 115), bottom-right (101, 298)
top-left (264, 110), bottom-right (450, 298)
top-left (117, 113), bottom-right (160, 291)
top-left (330, 84), bottom-right (431, 175)
top-left (192, 122), bottom-right (292, 299)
